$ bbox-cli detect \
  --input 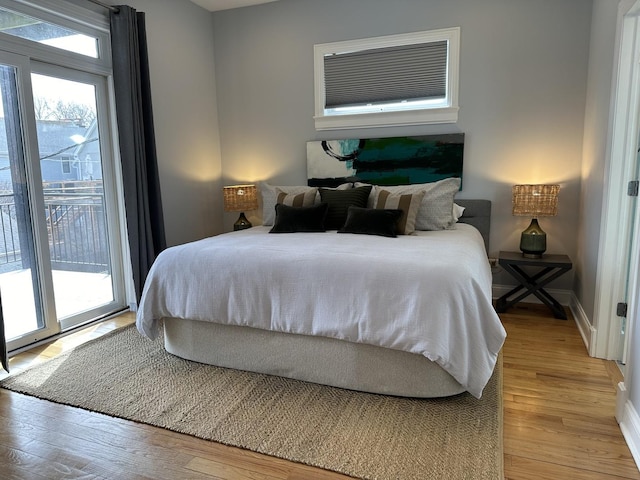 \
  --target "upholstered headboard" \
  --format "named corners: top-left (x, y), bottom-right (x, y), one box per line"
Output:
top-left (455, 199), bottom-right (491, 252)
